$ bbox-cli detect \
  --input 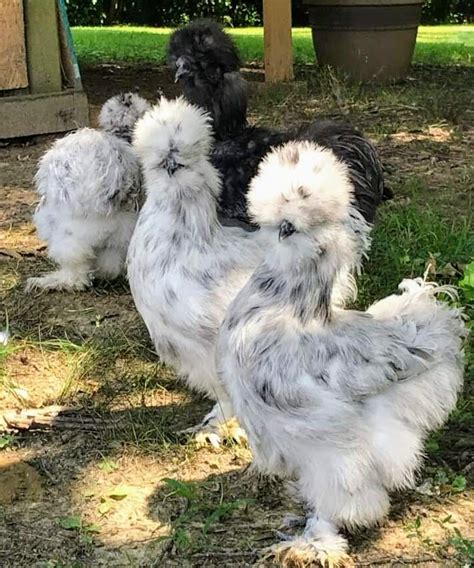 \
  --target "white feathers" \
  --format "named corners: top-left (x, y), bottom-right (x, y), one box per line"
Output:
top-left (128, 97), bottom-right (268, 439)
top-left (216, 147), bottom-right (466, 562)
top-left (33, 129), bottom-right (140, 216)
top-left (27, 93), bottom-right (150, 291)
top-left (248, 141), bottom-right (353, 231)
top-left (99, 92), bottom-right (151, 139)
top-left (133, 96), bottom-right (213, 169)
top-left (247, 141), bottom-right (372, 307)
top-left (24, 86), bottom-right (466, 565)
